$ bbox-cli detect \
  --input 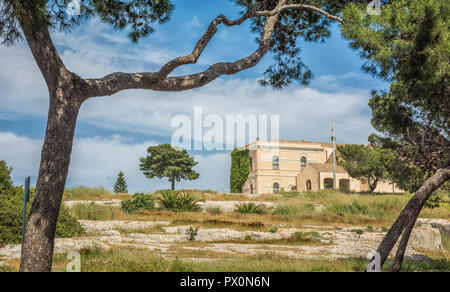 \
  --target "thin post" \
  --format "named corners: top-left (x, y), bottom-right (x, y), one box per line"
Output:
top-left (21, 177), bottom-right (30, 256)
top-left (332, 121), bottom-right (337, 189)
